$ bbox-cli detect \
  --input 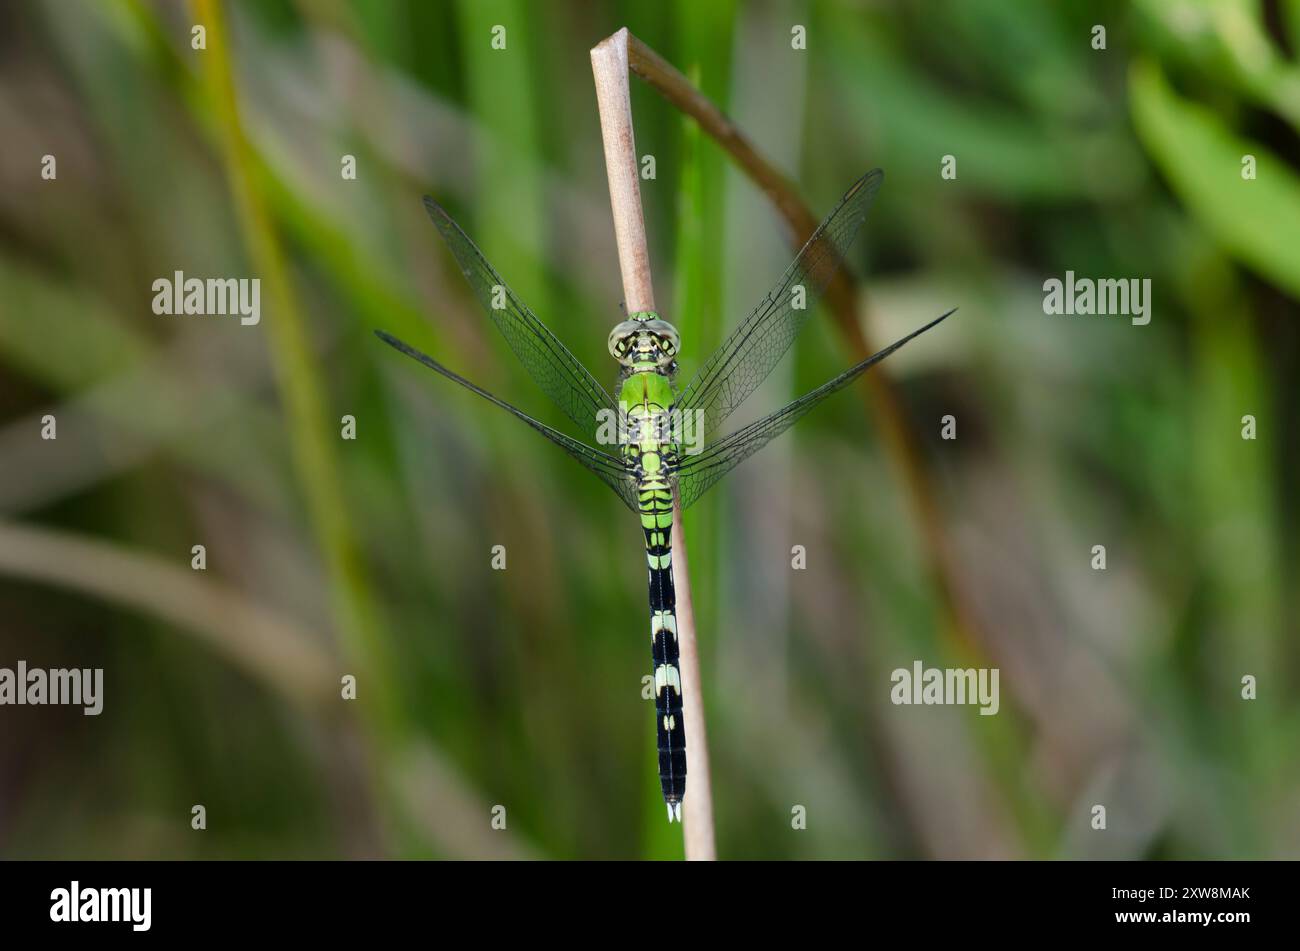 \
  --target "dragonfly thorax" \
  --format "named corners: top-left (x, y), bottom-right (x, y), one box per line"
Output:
top-left (608, 311), bottom-right (679, 372)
